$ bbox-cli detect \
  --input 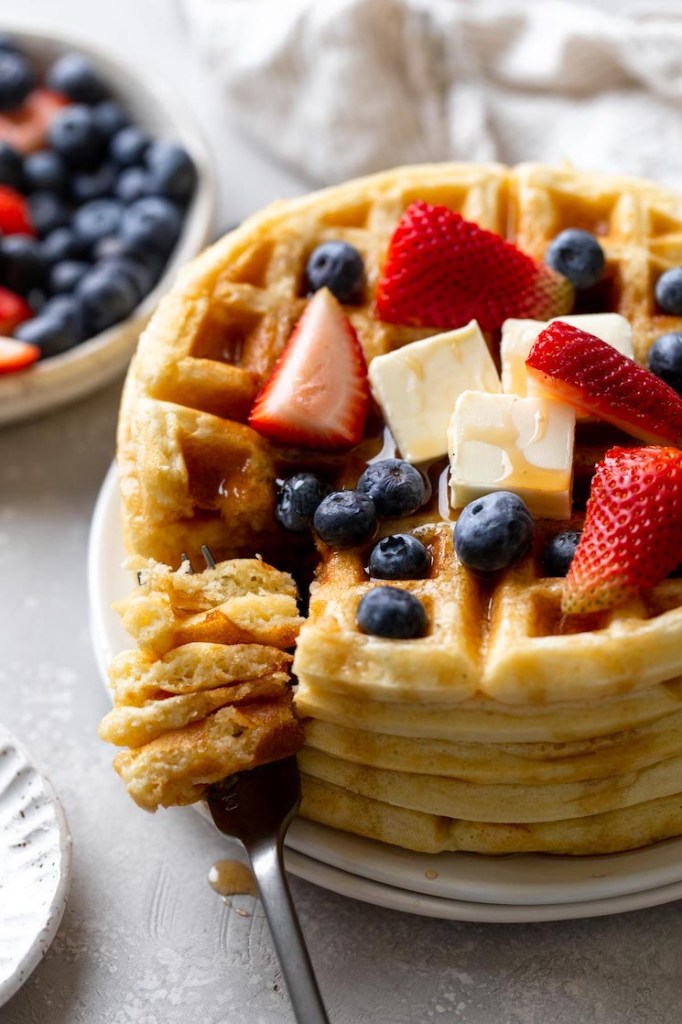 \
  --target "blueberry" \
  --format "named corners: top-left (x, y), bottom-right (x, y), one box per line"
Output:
top-left (0, 51), bottom-right (35, 111)
top-left (545, 229), bottom-right (605, 289)
top-left (76, 263), bottom-right (139, 334)
top-left (42, 293), bottom-right (82, 333)
top-left (110, 125), bottom-right (151, 167)
top-left (0, 235), bottom-right (47, 293)
top-left (27, 192), bottom-right (70, 237)
top-left (23, 149), bottom-right (68, 194)
top-left (276, 473), bottom-right (330, 532)
top-left (120, 196), bottom-right (181, 254)
top-left (305, 241), bottom-right (364, 304)
top-left (356, 587), bottom-right (428, 639)
top-left (0, 141), bottom-right (24, 189)
top-left (42, 227), bottom-right (87, 264)
top-left (26, 288), bottom-right (46, 314)
top-left (48, 105), bottom-right (105, 166)
top-left (92, 100), bottom-right (129, 140)
top-left (313, 490), bottom-right (378, 547)
top-left (71, 162), bottom-right (116, 203)
top-left (542, 531), bottom-right (581, 577)
top-left (145, 141), bottom-right (196, 202)
top-left (100, 255), bottom-right (157, 302)
top-left (73, 198), bottom-right (124, 248)
top-left (655, 269), bottom-right (682, 316)
top-left (0, 34), bottom-right (20, 54)
top-left (46, 53), bottom-right (107, 104)
top-left (49, 259), bottom-right (90, 295)
top-left (648, 332), bottom-right (682, 394)
top-left (14, 312), bottom-right (79, 357)
top-left (114, 166), bottom-right (150, 204)
top-left (454, 492), bottom-right (534, 573)
top-left (368, 534), bottom-right (430, 580)
top-left (91, 234), bottom-right (165, 276)
top-left (357, 459), bottom-right (425, 517)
